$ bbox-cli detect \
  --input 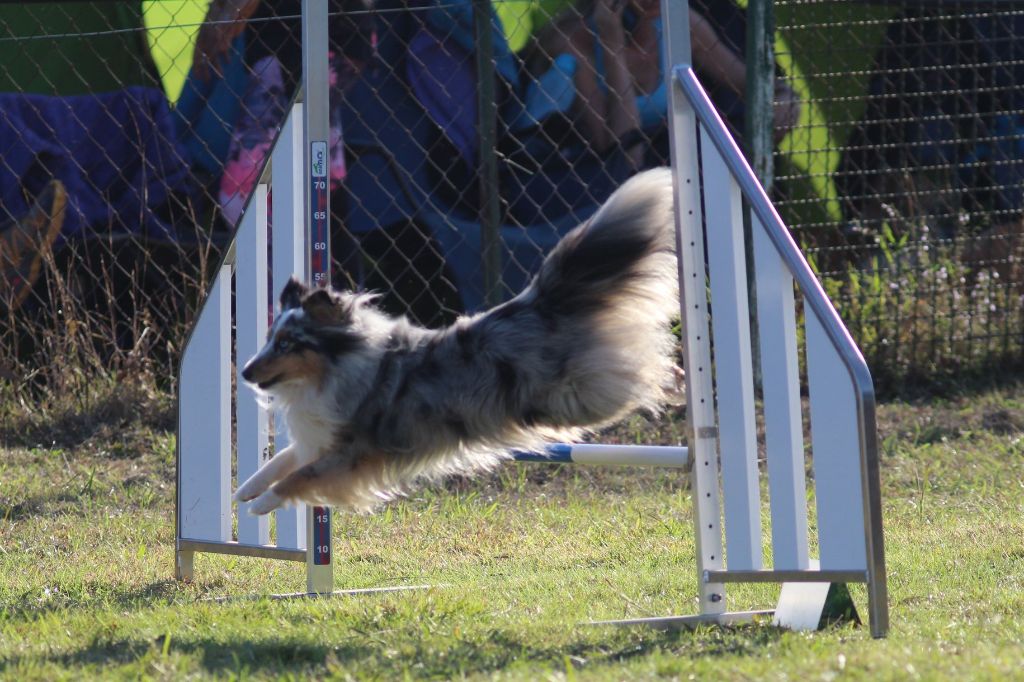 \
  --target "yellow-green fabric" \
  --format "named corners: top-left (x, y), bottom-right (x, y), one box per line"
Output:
top-left (144, 1), bottom-right (210, 102)
top-left (494, 0), bottom-right (573, 53)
